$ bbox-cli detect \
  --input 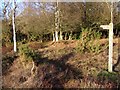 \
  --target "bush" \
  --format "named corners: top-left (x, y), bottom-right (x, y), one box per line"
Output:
top-left (18, 44), bottom-right (40, 62)
top-left (27, 32), bottom-right (43, 42)
top-left (2, 32), bottom-right (12, 47)
top-left (19, 44), bottom-right (42, 75)
top-left (77, 28), bottom-right (102, 54)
